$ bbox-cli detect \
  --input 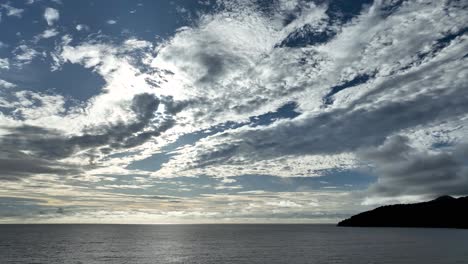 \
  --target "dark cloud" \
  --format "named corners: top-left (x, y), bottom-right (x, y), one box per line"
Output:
top-left (279, 23), bottom-right (336, 48)
top-left (323, 73), bottom-right (375, 105)
top-left (196, 53), bottom-right (227, 84)
top-left (361, 135), bottom-right (468, 197)
top-left (78, 93), bottom-right (162, 150)
top-left (0, 128), bottom-right (83, 180)
top-left (160, 95), bottom-right (193, 115)
top-left (0, 156), bottom-right (82, 181)
top-left (0, 93), bottom-right (184, 180)
top-left (1, 93), bottom-right (162, 156)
